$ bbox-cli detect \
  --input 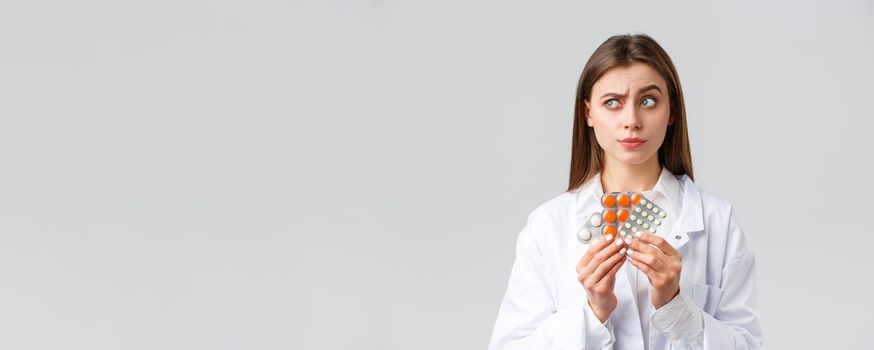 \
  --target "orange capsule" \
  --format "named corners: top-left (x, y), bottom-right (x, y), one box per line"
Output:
top-left (632, 193), bottom-right (642, 205)
top-left (602, 225), bottom-right (617, 236)
top-left (617, 193), bottom-right (631, 207)
top-left (617, 209), bottom-right (630, 222)
top-left (601, 194), bottom-right (616, 207)
top-left (602, 209), bottom-right (616, 223)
